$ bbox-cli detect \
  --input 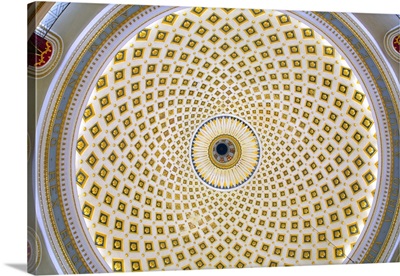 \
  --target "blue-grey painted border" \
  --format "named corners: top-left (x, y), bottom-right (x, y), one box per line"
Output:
top-left (46, 5), bottom-right (144, 273)
top-left (317, 12), bottom-right (400, 263)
